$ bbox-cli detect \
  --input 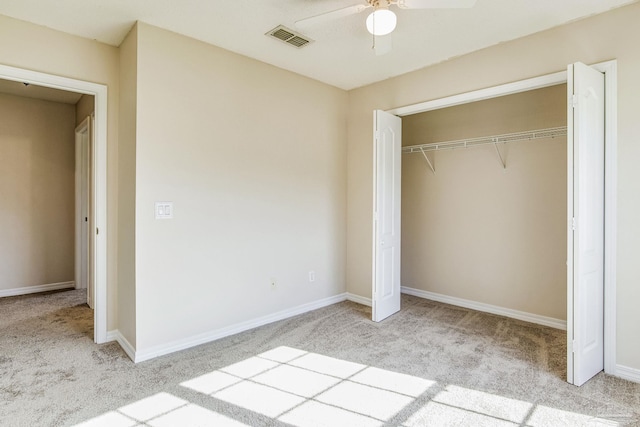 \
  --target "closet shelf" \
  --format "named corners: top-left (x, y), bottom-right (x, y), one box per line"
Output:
top-left (402, 126), bottom-right (568, 154)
